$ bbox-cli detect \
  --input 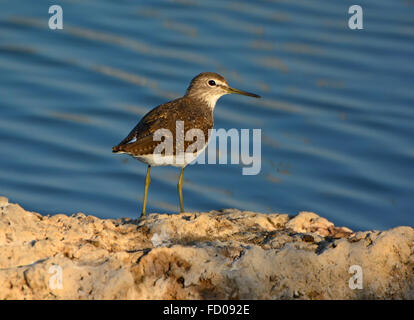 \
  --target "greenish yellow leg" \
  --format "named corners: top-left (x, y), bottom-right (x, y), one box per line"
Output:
top-left (141, 165), bottom-right (151, 217)
top-left (178, 167), bottom-right (185, 213)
